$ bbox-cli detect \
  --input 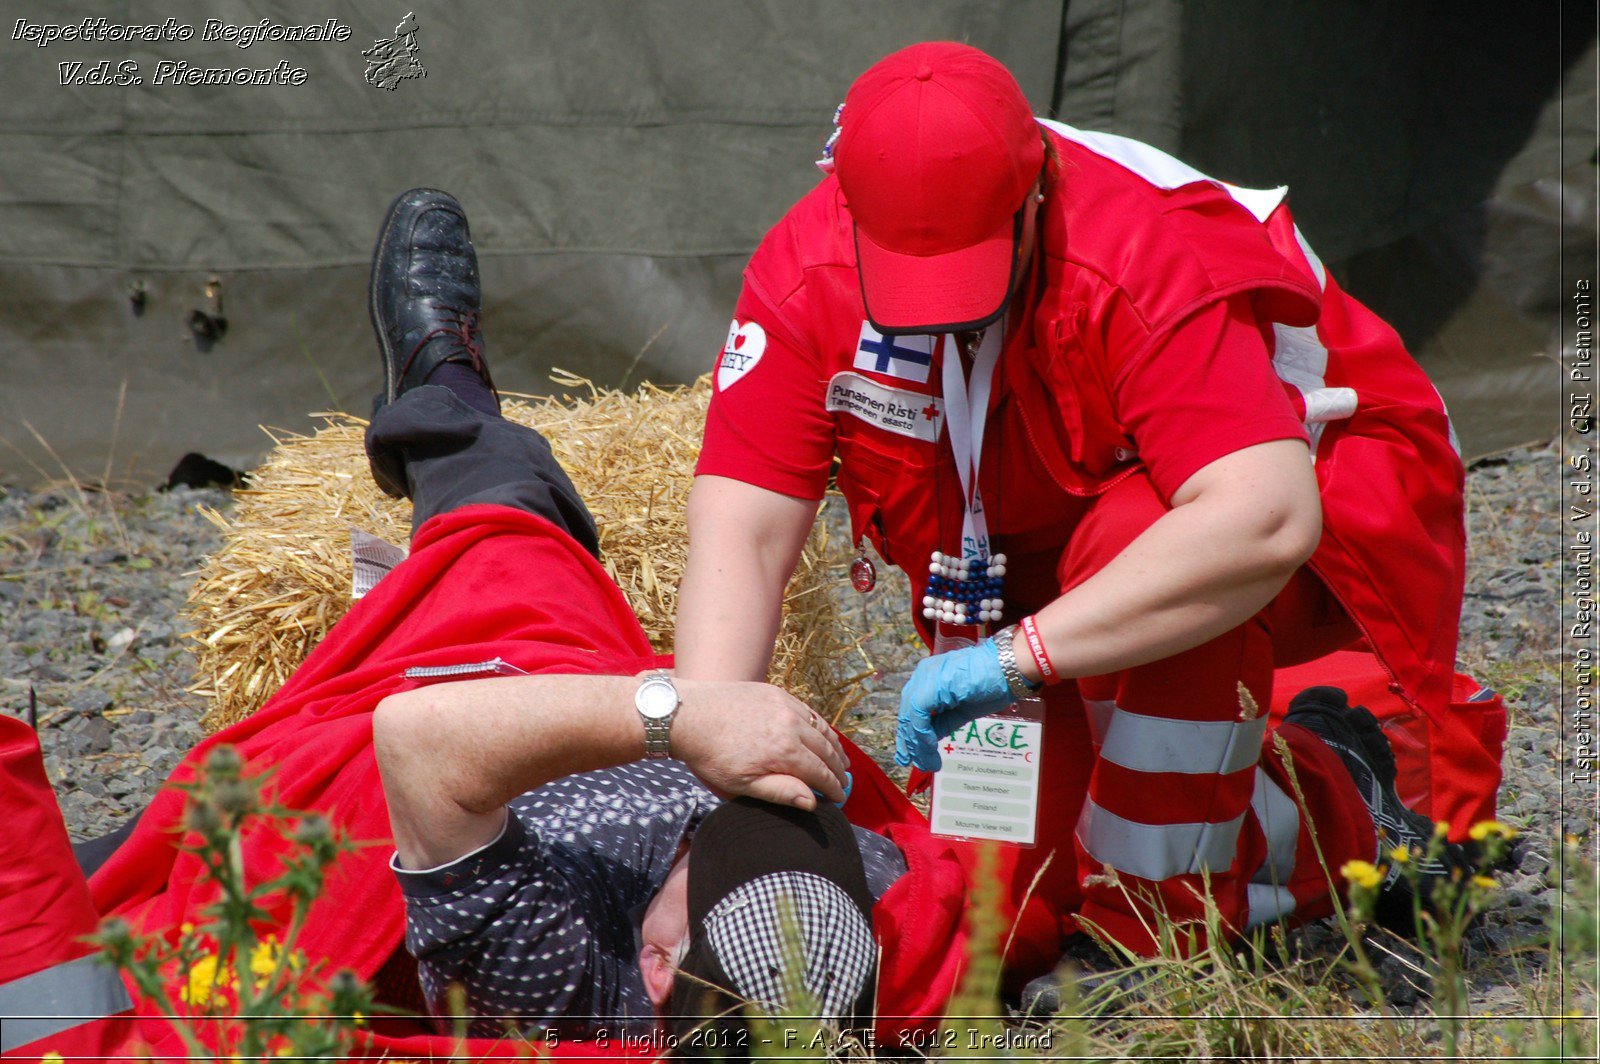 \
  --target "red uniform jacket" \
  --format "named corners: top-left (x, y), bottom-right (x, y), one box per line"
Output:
top-left (699, 122), bottom-right (1502, 832)
top-left (707, 122), bottom-right (1465, 723)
